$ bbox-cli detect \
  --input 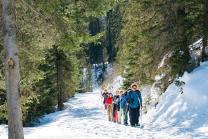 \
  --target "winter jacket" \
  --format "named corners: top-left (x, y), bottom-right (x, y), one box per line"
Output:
top-left (127, 90), bottom-right (142, 109)
top-left (102, 92), bottom-right (109, 104)
top-left (106, 93), bottom-right (113, 104)
top-left (119, 90), bottom-right (131, 109)
top-left (102, 92), bottom-right (108, 98)
top-left (113, 95), bottom-right (120, 111)
top-left (113, 95), bottom-right (120, 105)
top-left (120, 94), bottom-right (128, 109)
